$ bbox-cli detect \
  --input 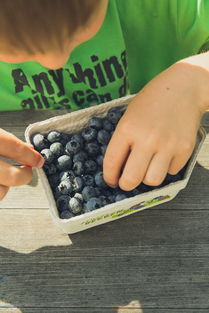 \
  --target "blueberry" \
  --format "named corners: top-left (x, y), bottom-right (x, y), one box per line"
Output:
top-left (57, 179), bottom-right (73, 195)
top-left (82, 186), bottom-right (96, 201)
top-left (56, 195), bottom-right (70, 212)
top-left (115, 193), bottom-right (127, 202)
top-left (99, 195), bottom-right (108, 206)
top-left (73, 176), bottom-right (83, 192)
top-left (88, 117), bottom-right (103, 130)
top-left (48, 173), bottom-right (60, 186)
top-left (100, 145), bottom-right (107, 156)
top-left (107, 107), bottom-right (123, 124)
top-left (40, 148), bottom-right (54, 164)
top-left (164, 173), bottom-right (182, 184)
top-left (96, 155), bottom-right (104, 167)
top-left (47, 131), bottom-right (61, 143)
top-left (85, 197), bottom-right (102, 212)
top-left (137, 183), bottom-right (153, 193)
top-left (69, 197), bottom-right (83, 215)
top-left (130, 188), bottom-right (140, 197)
top-left (60, 210), bottom-right (74, 219)
top-left (73, 161), bottom-right (84, 176)
top-left (32, 133), bottom-right (48, 150)
top-left (74, 192), bottom-right (84, 202)
top-left (95, 187), bottom-right (102, 197)
top-left (103, 118), bottom-right (114, 132)
top-left (82, 175), bottom-right (94, 186)
top-left (73, 151), bottom-right (88, 163)
top-left (57, 155), bottom-right (72, 171)
top-left (60, 170), bottom-right (75, 182)
top-left (97, 129), bottom-right (111, 145)
top-left (43, 163), bottom-right (57, 175)
top-left (95, 171), bottom-right (107, 188)
top-left (60, 133), bottom-right (70, 145)
top-left (66, 139), bottom-right (82, 155)
top-left (85, 142), bottom-right (100, 156)
top-left (50, 142), bottom-right (64, 157)
top-left (71, 133), bottom-right (84, 146)
top-left (84, 159), bottom-right (97, 174)
top-left (82, 127), bottom-right (97, 142)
